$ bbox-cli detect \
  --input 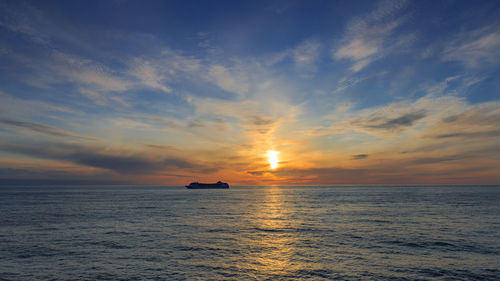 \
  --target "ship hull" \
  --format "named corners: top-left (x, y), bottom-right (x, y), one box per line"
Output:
top-left (185, 182), bottom-right (229, 189)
